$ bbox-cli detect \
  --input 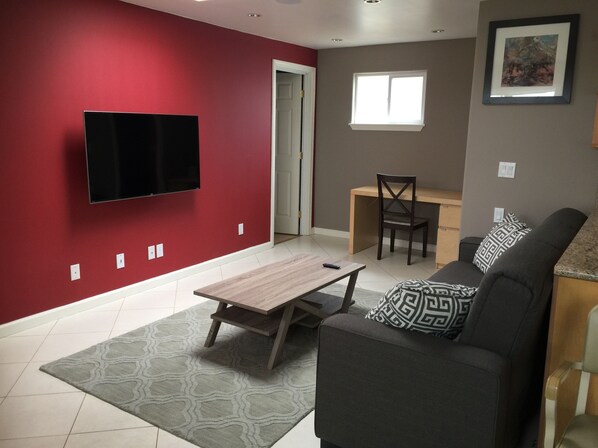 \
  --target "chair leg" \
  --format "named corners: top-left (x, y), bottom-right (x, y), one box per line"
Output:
top-left (377, 226), bottom-right (383, 260)
top-left (407, 230), bottom-right (413, 265)
top-left (390, 229), bottom-right (395, 252)
top-left (422, 225), bottom-right (428, 258)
